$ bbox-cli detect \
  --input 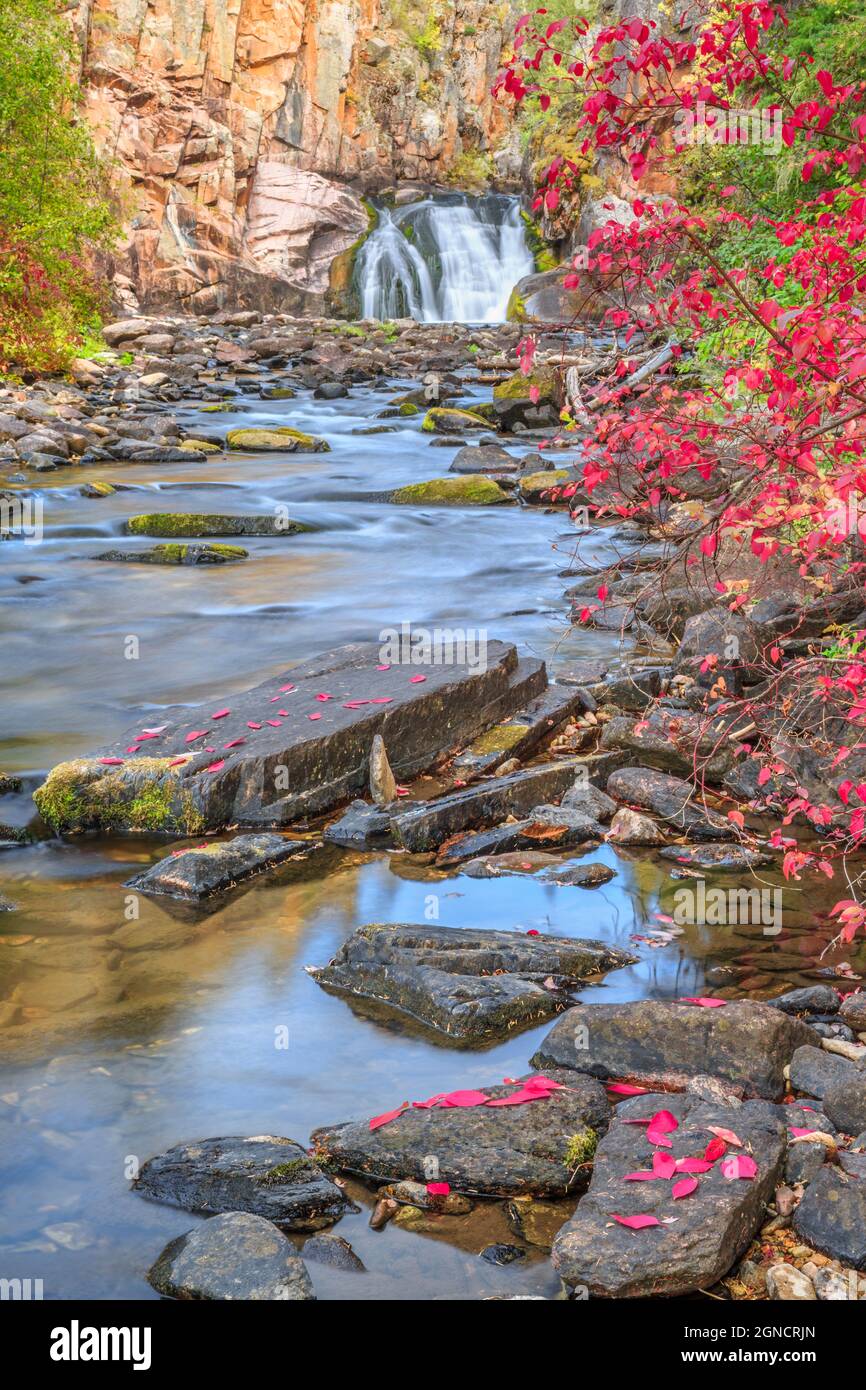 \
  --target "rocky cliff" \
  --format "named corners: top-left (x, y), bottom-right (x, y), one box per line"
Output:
top-left (70, 0), bottom-right (521, 314)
